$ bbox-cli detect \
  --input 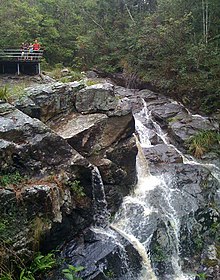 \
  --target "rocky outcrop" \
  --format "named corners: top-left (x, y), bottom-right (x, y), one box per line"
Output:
top-left (0, 101), bottom-right (99, 267)
top-left (13, 82), bottom-right (84, 122)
